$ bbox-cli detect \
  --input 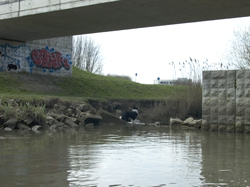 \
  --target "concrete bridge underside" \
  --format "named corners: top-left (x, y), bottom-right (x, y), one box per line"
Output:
top-left (1, 0), bottom-right (250, 42)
